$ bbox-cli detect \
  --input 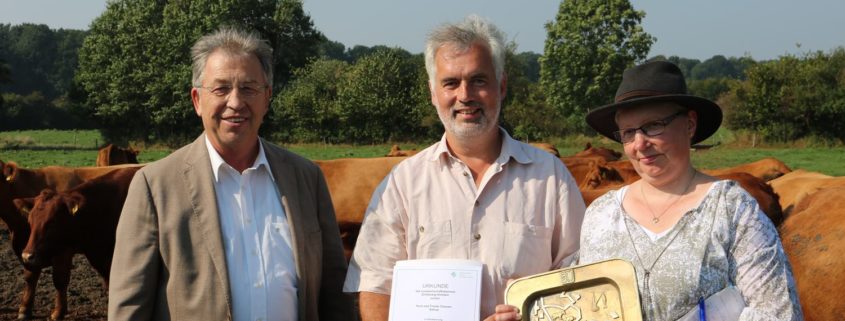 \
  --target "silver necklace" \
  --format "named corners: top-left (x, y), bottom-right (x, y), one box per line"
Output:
top-left (640, 170), bottom-right (697, 224)
top-left (624, 214), bottom-right (692, 316)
